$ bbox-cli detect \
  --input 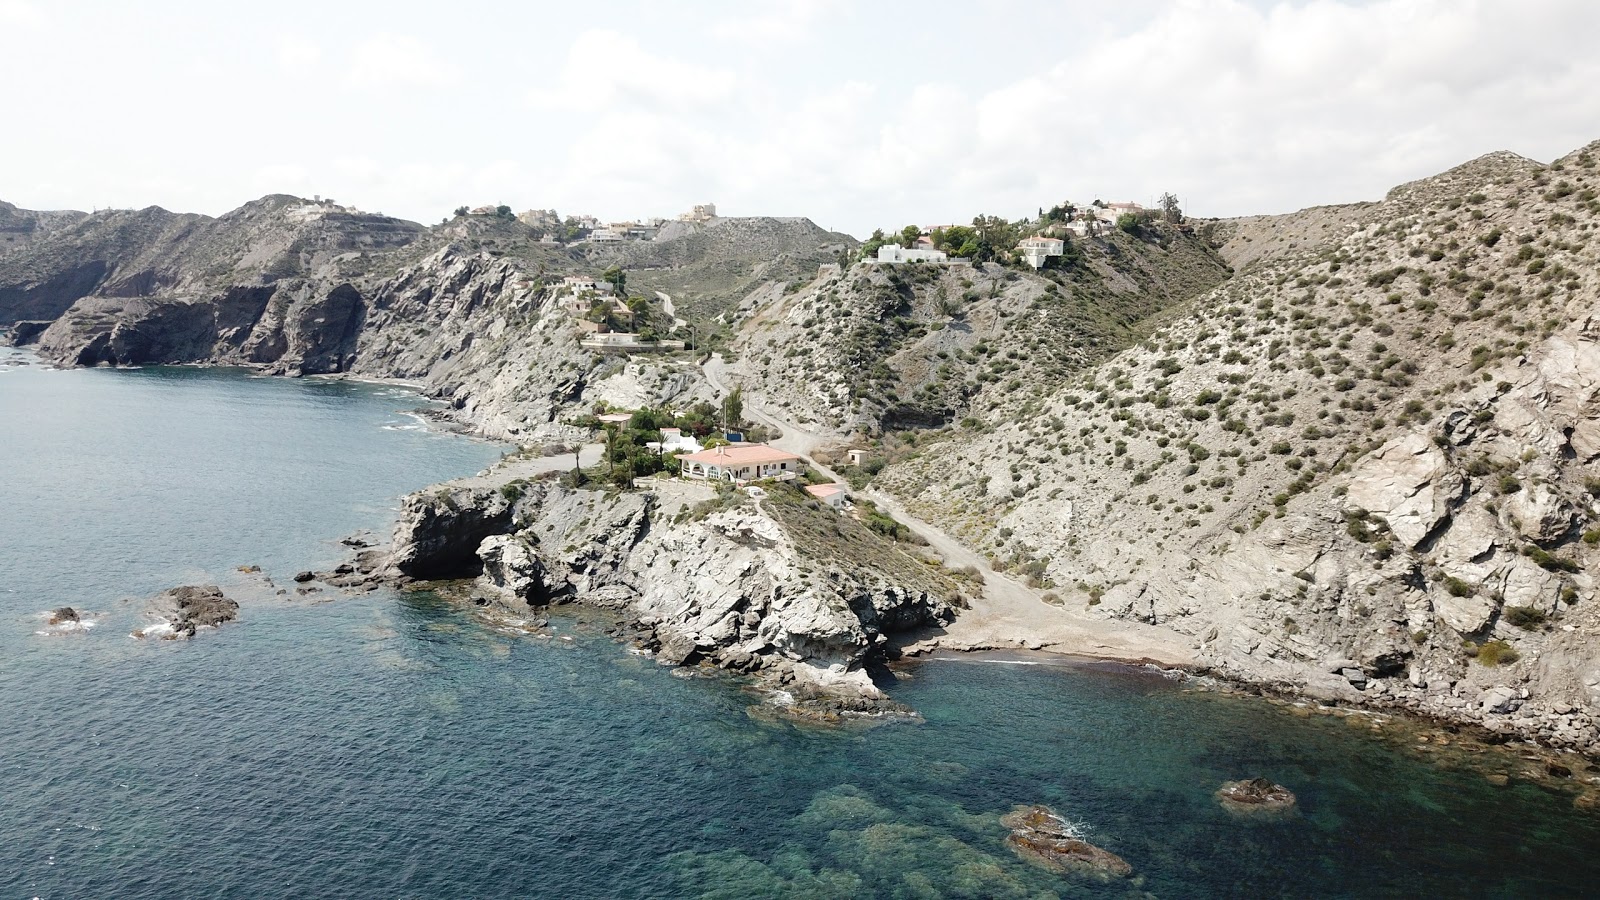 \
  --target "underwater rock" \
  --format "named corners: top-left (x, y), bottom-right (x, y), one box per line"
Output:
top-left (1000, 804), bottom-right (1132, 880)
top-left (1216, 778), bottom-right (1298, 817)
